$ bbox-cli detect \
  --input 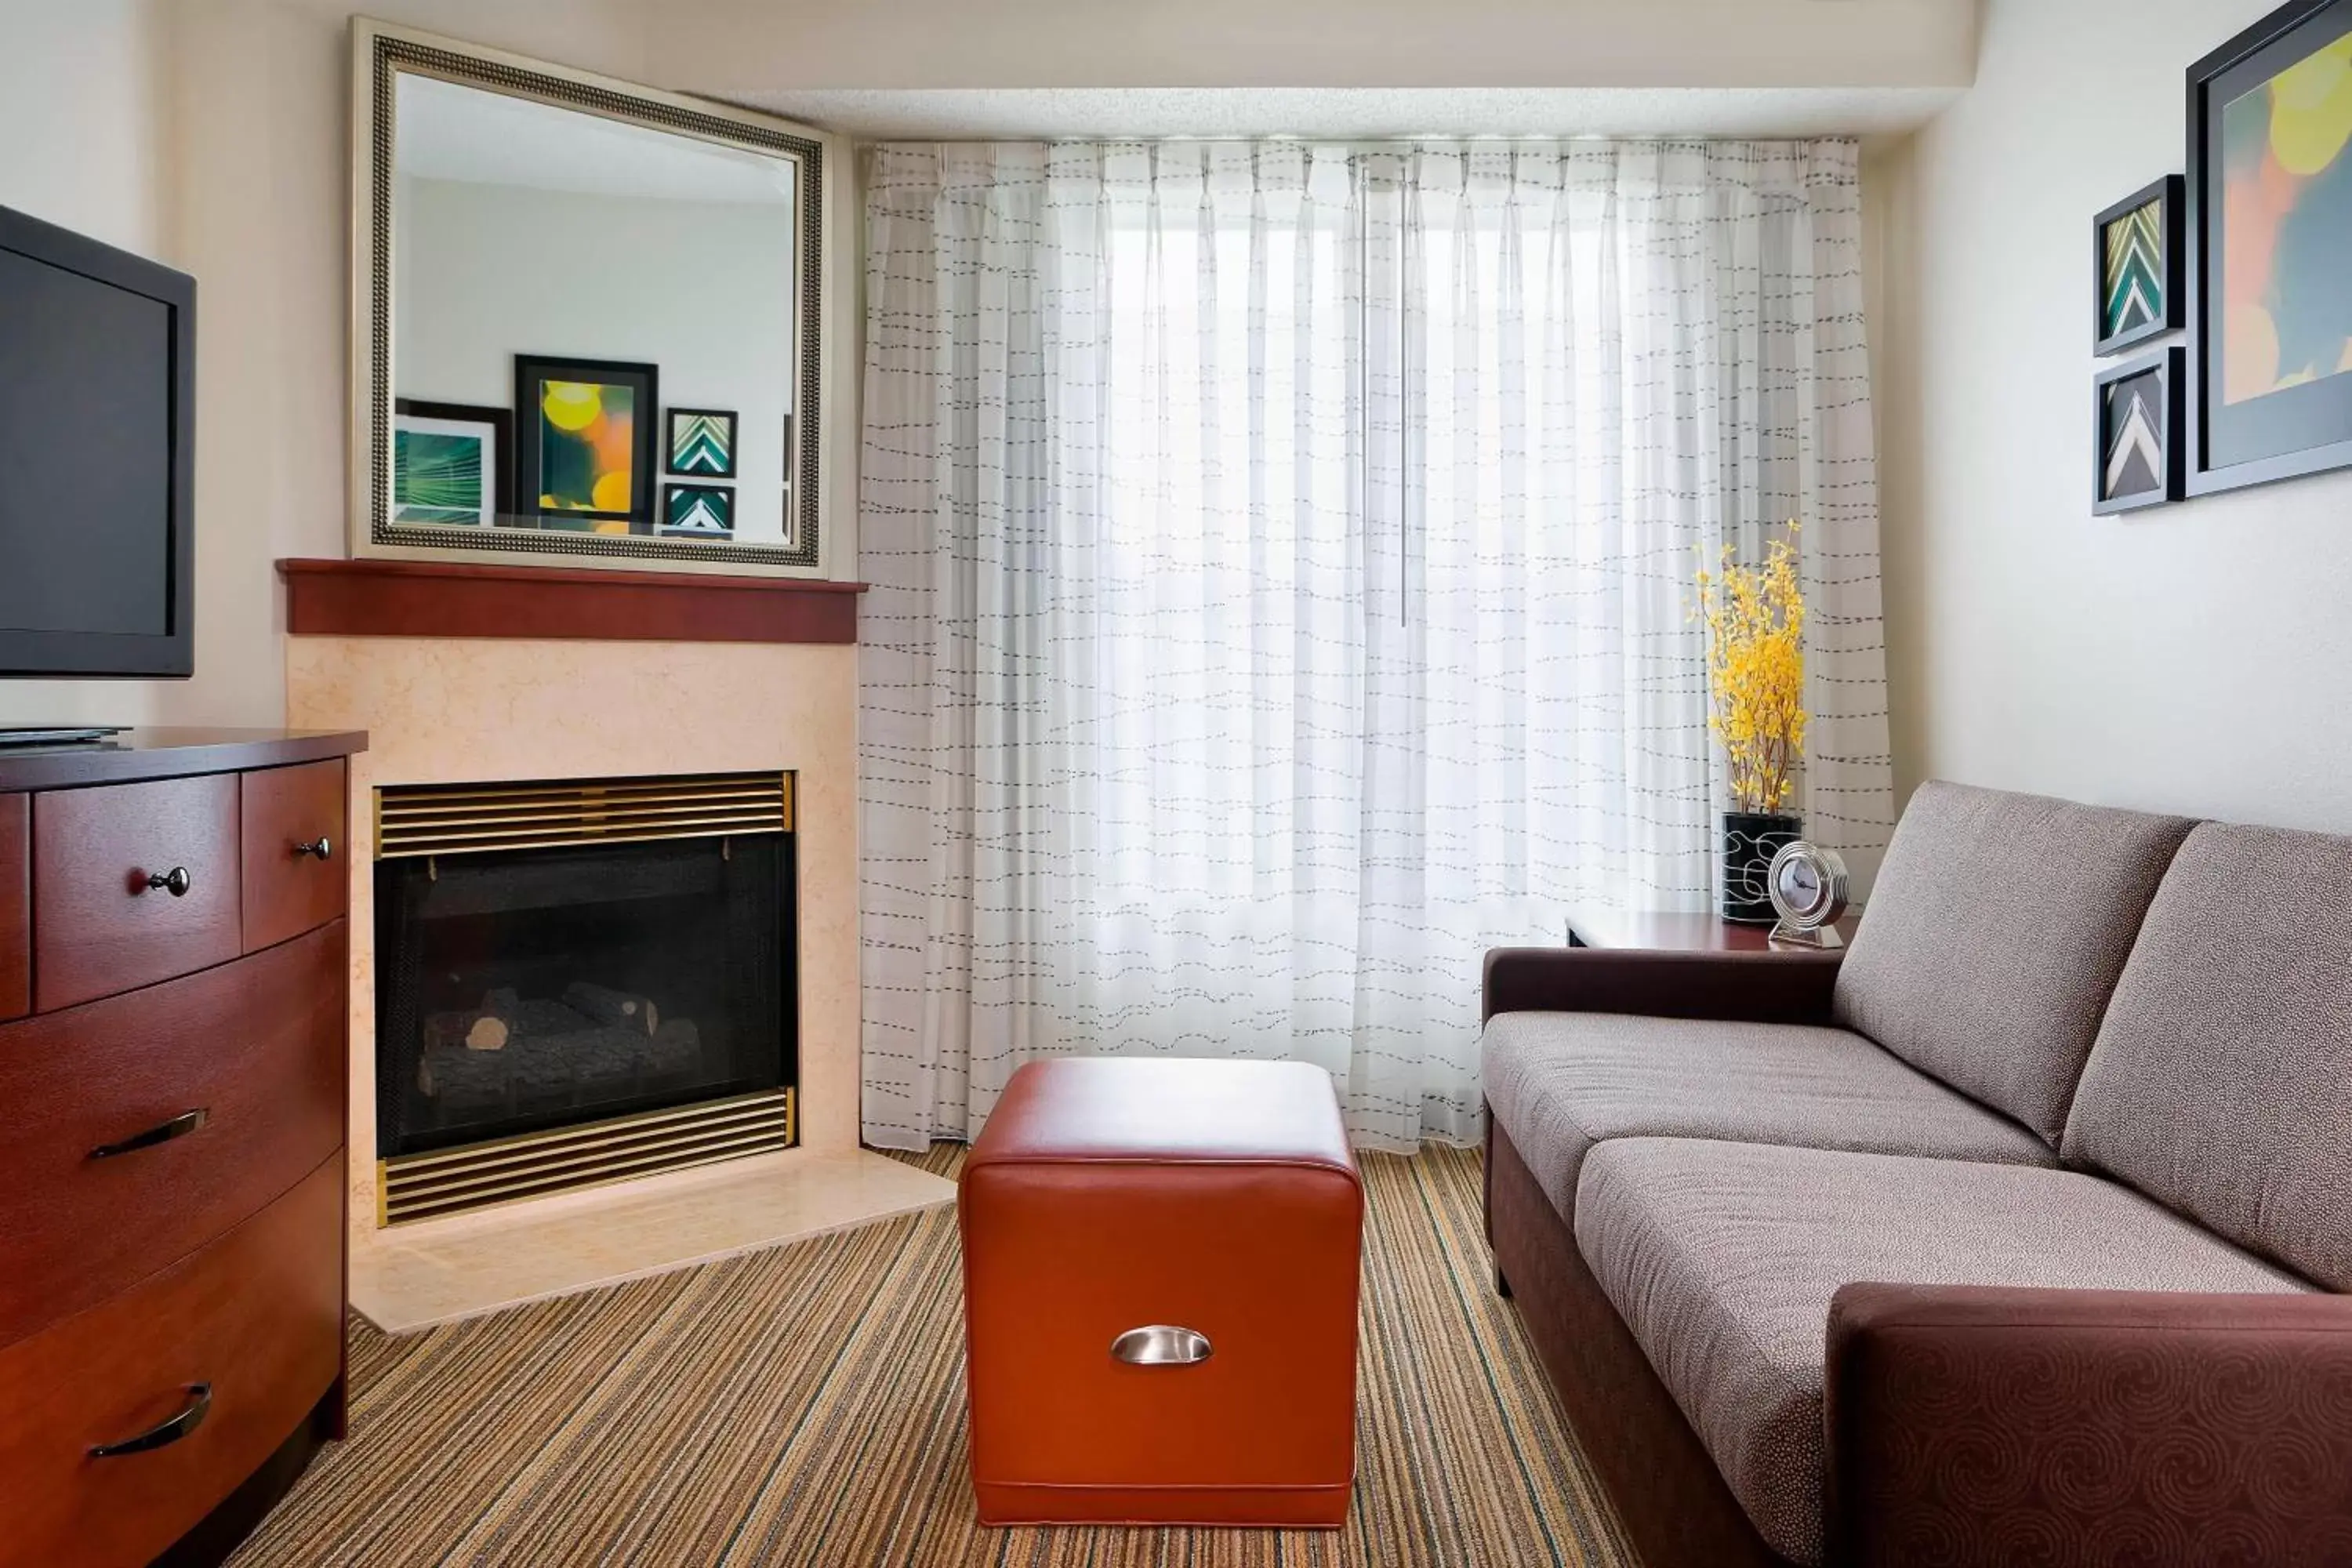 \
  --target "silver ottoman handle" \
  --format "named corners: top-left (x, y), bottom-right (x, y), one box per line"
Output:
top-left (1111, 1325), bottom-right (1212, 1366)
